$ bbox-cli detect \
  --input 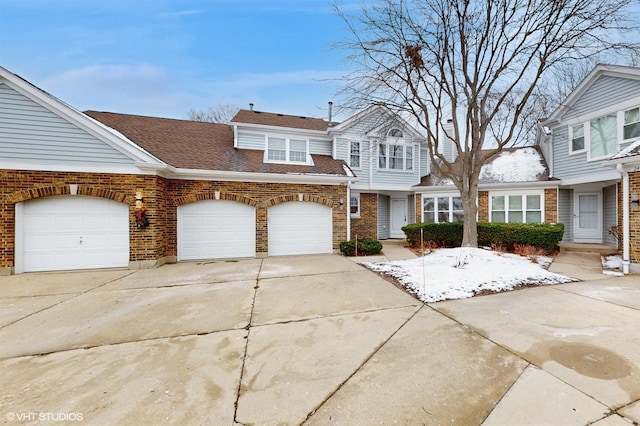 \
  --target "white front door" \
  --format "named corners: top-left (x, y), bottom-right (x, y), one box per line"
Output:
top-left (390, 199), bottom-right (407, 238)
top-left (574, 192), bottom-right (602, 242)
